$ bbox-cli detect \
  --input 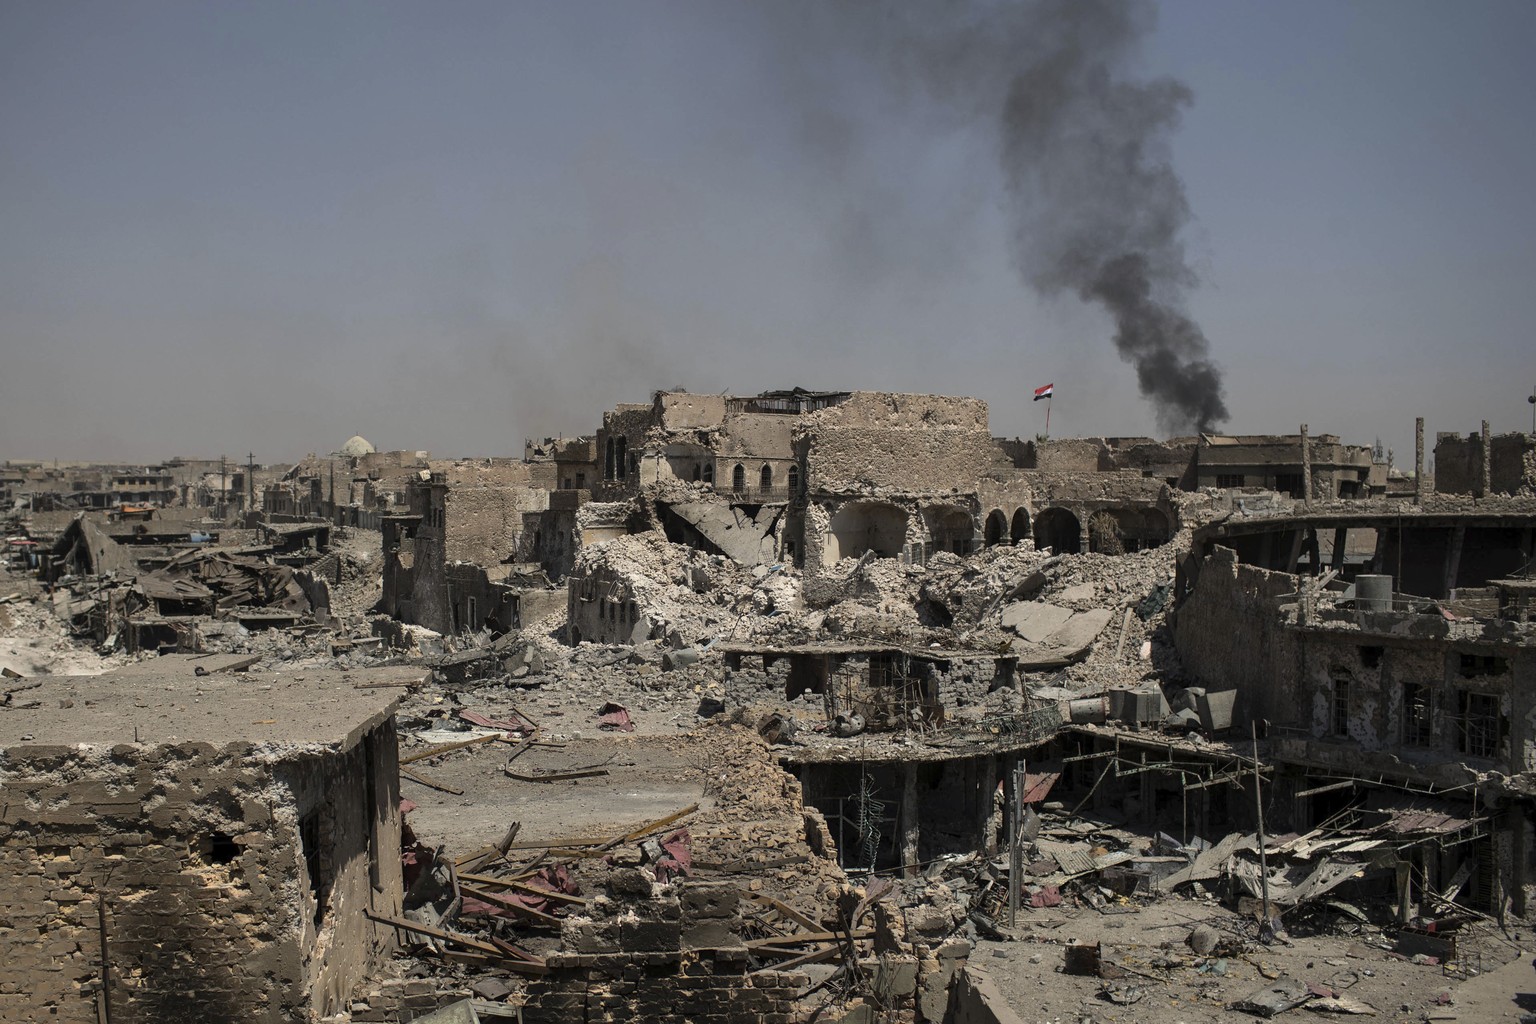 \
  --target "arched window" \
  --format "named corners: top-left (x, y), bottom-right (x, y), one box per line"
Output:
top-left (702, 463), bottom-right (714, 485)
top-left (615, 437), bottom-right (627, 479)
top-left (760, 464), bottom-right (773, 491)
top-left (604, 438), bottom-right (615, 480)
top-left (732, 464), bottom-right (746, 493)
top-left (787, 464), bottom-right (800, 494)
